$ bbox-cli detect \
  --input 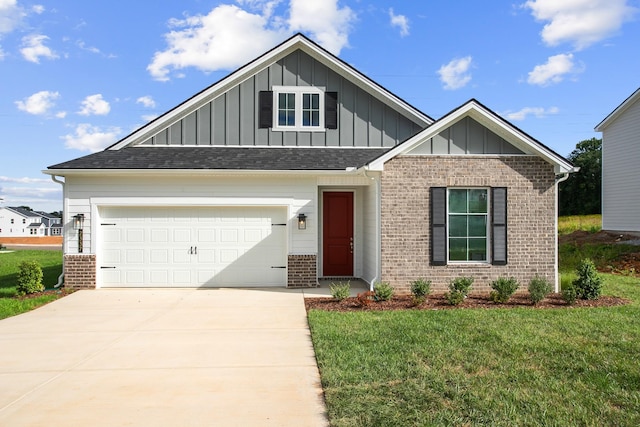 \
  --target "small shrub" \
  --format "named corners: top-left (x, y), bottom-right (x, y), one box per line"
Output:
top-left (410, 278), bottom-right (431, 298)
top-left (445, 290), bottom-right (465, 306)
top-left (373, 282), bottom-right (394, 301)
top-left (329, 281), bottom-right (350, 301)
top-left (528, 275), bottom-right (553, 305)
top-left (562, 284), bottom-right (577, 305)
top-left (444, 277), bottom-right (474, 306)
top-left (489, 277), bottom-right (519, 303)
top-left (356, 291), bottom-right (375, 307)
top-left (573, 258), bottom-right (603, 300)
top-left (16, 260), bottom-right (44, 296)
top-left (412, 295), bottom-right (426, 306)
